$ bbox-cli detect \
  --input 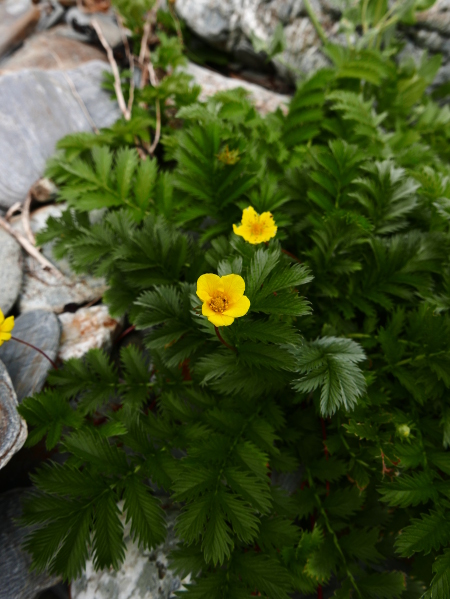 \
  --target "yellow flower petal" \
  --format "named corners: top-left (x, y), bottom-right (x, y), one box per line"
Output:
top-left (225, 295), bottom-right (250, 318)
top-left (1, 316), bottom-right (14, 333)
top-left (0, 332), bottom-right (12, 342)
top-left (0, 309), bottom-right (4, 327)
top-left (221, 274), bottom-right (245, 305)
top-left (196, 273), bottom-right (222, 302)
top-left (202, 303), bottom-right (235, 327)
top-left (241, 206), bottom-right (258, 227)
